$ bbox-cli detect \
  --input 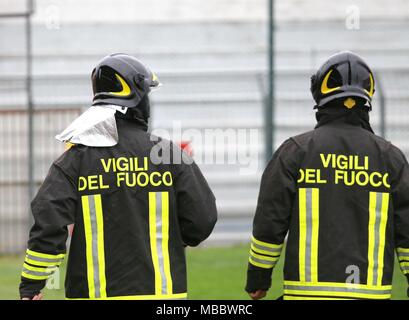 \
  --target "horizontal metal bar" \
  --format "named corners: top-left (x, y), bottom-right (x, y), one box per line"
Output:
top-left (0, 181), bottom-right (42, 187)
top-left (0, 12), bottom-right (30, 18)
top-left (0, 108), bottom-right (81, 115)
